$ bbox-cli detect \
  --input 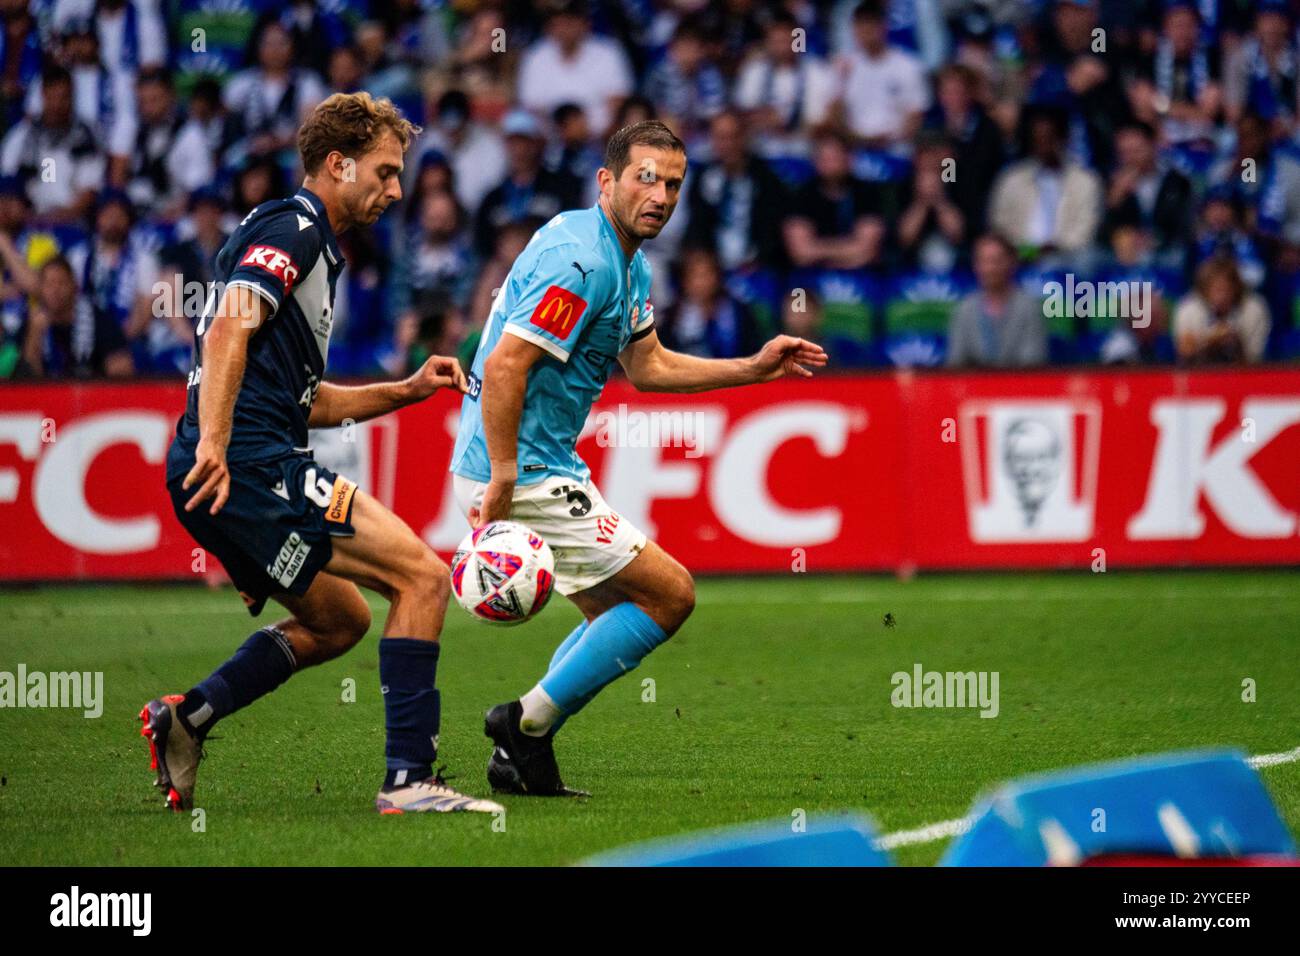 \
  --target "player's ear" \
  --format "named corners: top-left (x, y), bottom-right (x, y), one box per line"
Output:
top-left (324, 151), bottom-right (356, 184)
top-left (596, 166), bottom-right (613, 197)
